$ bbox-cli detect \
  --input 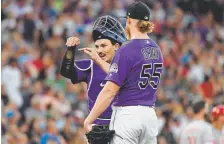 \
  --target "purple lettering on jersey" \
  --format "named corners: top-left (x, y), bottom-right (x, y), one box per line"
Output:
top-left (105, 39), bottom-right (163, 107)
